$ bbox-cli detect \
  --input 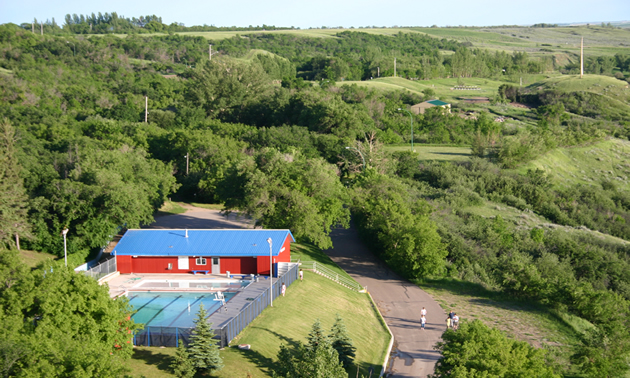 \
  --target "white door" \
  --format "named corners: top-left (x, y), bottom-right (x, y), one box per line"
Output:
top-left (178, 256), bottom-right (189, 270)
top-left (212, 257), bottom-right (220, 274)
